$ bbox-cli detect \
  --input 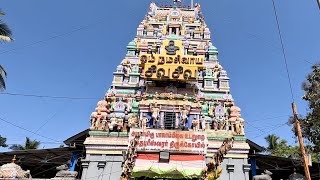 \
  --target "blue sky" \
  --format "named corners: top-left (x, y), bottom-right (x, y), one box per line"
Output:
top-left (0, 0), bottom-right (319, 151)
